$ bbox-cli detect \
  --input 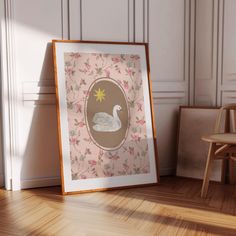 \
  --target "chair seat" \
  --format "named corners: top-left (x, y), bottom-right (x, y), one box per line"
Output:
top-left (202, 133), bottom-right (236, 144)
